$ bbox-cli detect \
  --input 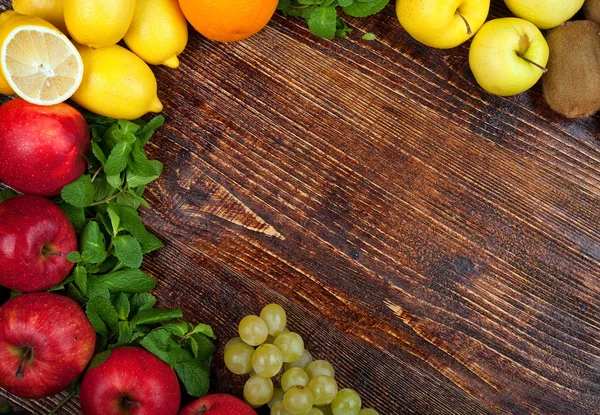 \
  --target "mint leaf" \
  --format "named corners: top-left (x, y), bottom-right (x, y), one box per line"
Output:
top-left (116, 321), bottom-right (134, 346)
top-left (114, 292), bottom-right (130, 320)
top-left (308, 6), bottom-right (337, 39)
top-left (0, 189), bottom-right (16, 203)
top-left (60, 204), bottom-right (86, 233)
top-left (61, 175), bottom-right (95, 207)
top-left (107, 206), bottom-right (121, 236)
top-left (106, 173), bottom-right (123, 189)
top-left (113, 235), bottom-right (143, 268)
top-left (190, 323), bottom-right (216, 340)
top-left (111, 205), bottom-right (163, 253)
top-left (139, 329), bottom-right (174, 363)
top-left (343, 0), bottom-right (388, 17)
top-left (67, 251), bottom-right (82, 263)
top-left (80, 221), bottom-right (107, 264)
top-left (362, 32), bottom-right (376, 40)
top-left (173, 359), bottom-right (210, 397)
top-left (96, 269), bottom-right (156, 293)
top-left (160, 322), bottom-right (192, 337)
top-left (87, 350), bottom-right (112, 370)
top-left (104, 141), bottom-right (132, 176)
top-left (132, 308), bottom-right (183, 326)
top-left (93, 176), bottom-right (115, 201)
top-left (136, 115), bottom-right (164, 145)
top-left (130, 292), bottom-right (156, 312)
top-left (91, 142), bottom-right (107, 164)
top-left (87, 296), bottom-right (119, 335)
top-left (189, 333), bottom-right (216, 361)
top-left (73, 265), bottom-right (88, 296)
